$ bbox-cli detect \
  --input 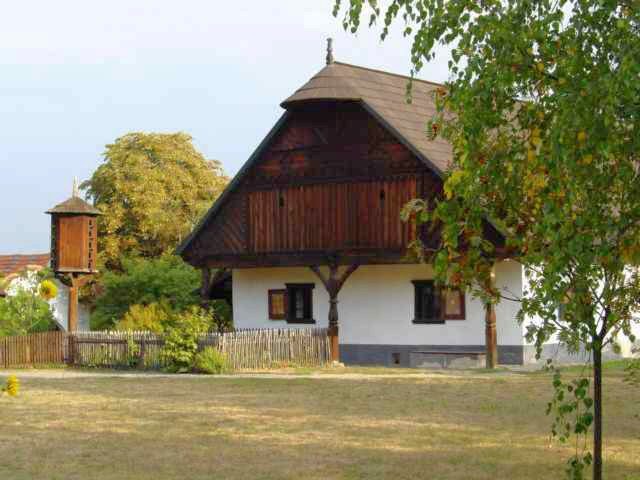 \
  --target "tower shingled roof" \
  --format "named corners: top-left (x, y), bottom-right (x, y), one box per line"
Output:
top-left (46, 196), bottom-right (102, 215)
